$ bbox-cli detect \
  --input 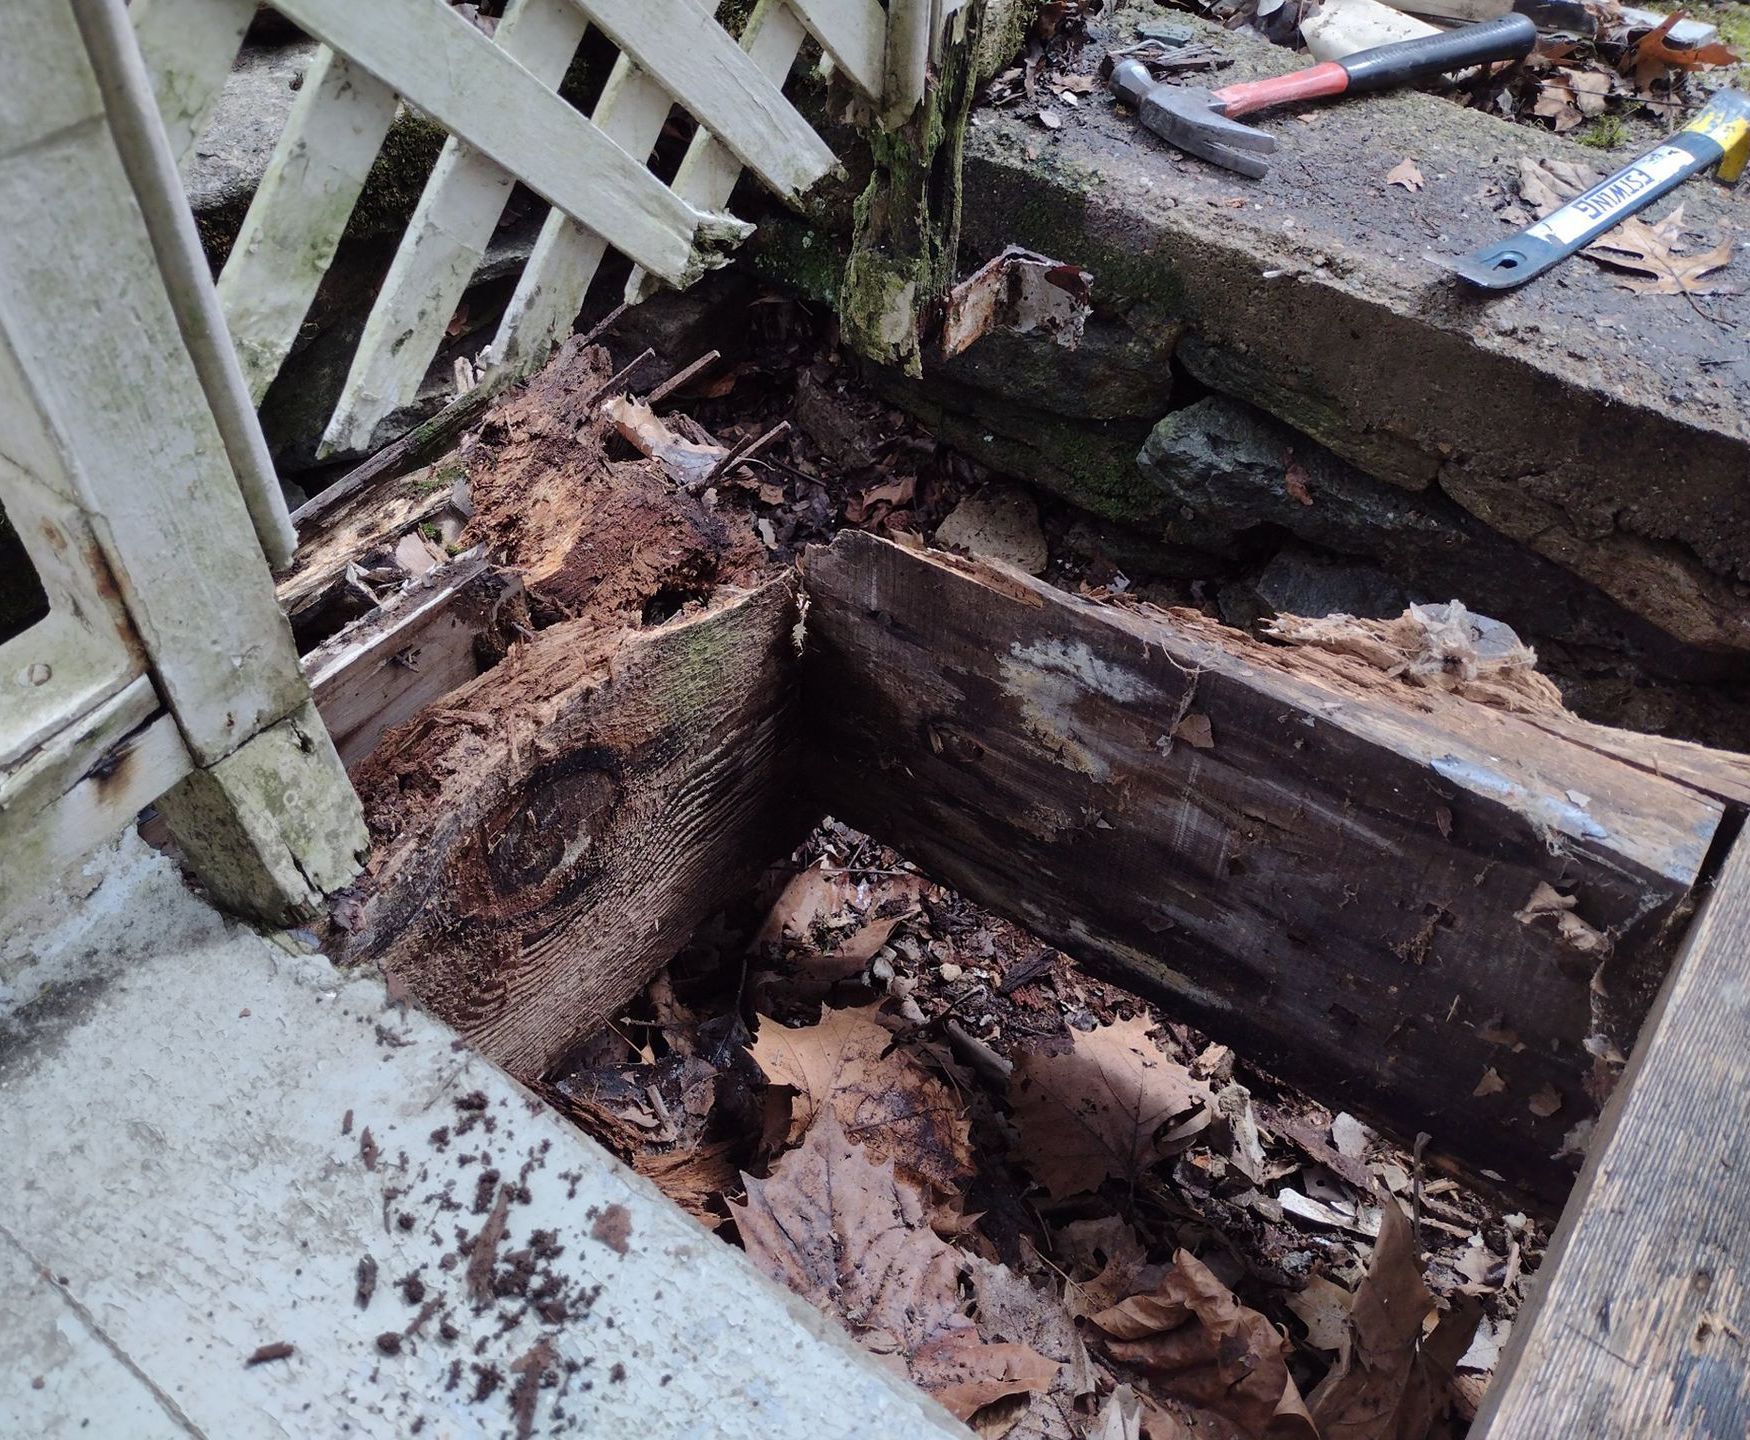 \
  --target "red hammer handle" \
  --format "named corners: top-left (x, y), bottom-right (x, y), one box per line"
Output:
top-left (1210, 16), bottom-right (1535, 120)
top-left (1211, 63), bottom-right (1348, 120)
